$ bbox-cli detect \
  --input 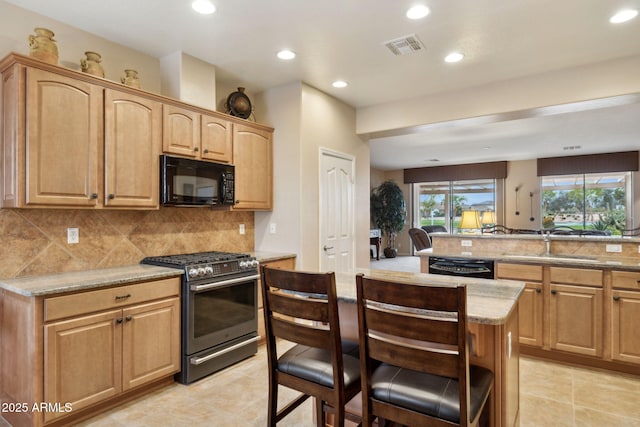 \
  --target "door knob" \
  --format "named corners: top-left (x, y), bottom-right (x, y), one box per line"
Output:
top-left (323, 245), bottom-right (334, 251)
